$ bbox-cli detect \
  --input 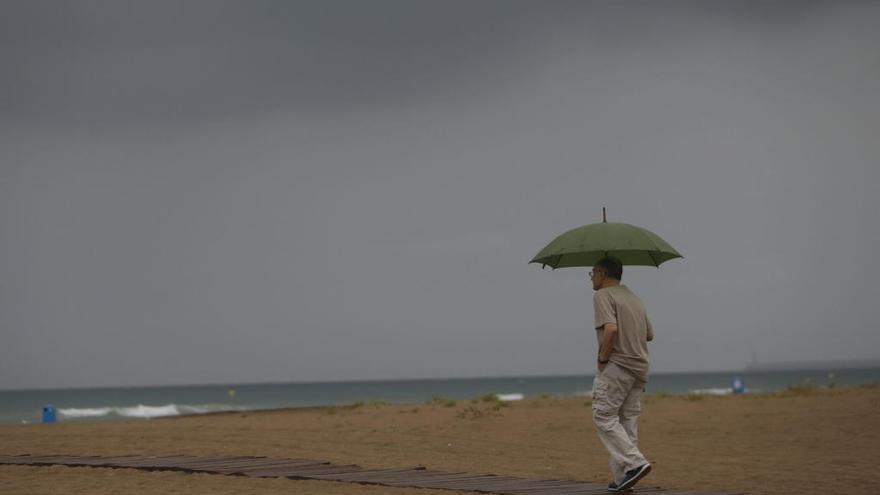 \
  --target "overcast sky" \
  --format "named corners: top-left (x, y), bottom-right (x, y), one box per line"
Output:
top-left (2, 1), bottom-right (878, 390)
